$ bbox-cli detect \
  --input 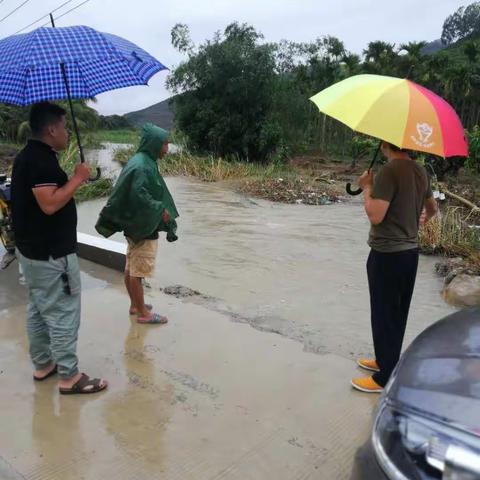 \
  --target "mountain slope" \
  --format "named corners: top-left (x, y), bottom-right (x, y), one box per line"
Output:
top-left (125, 98), bottom-right (174, 129)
